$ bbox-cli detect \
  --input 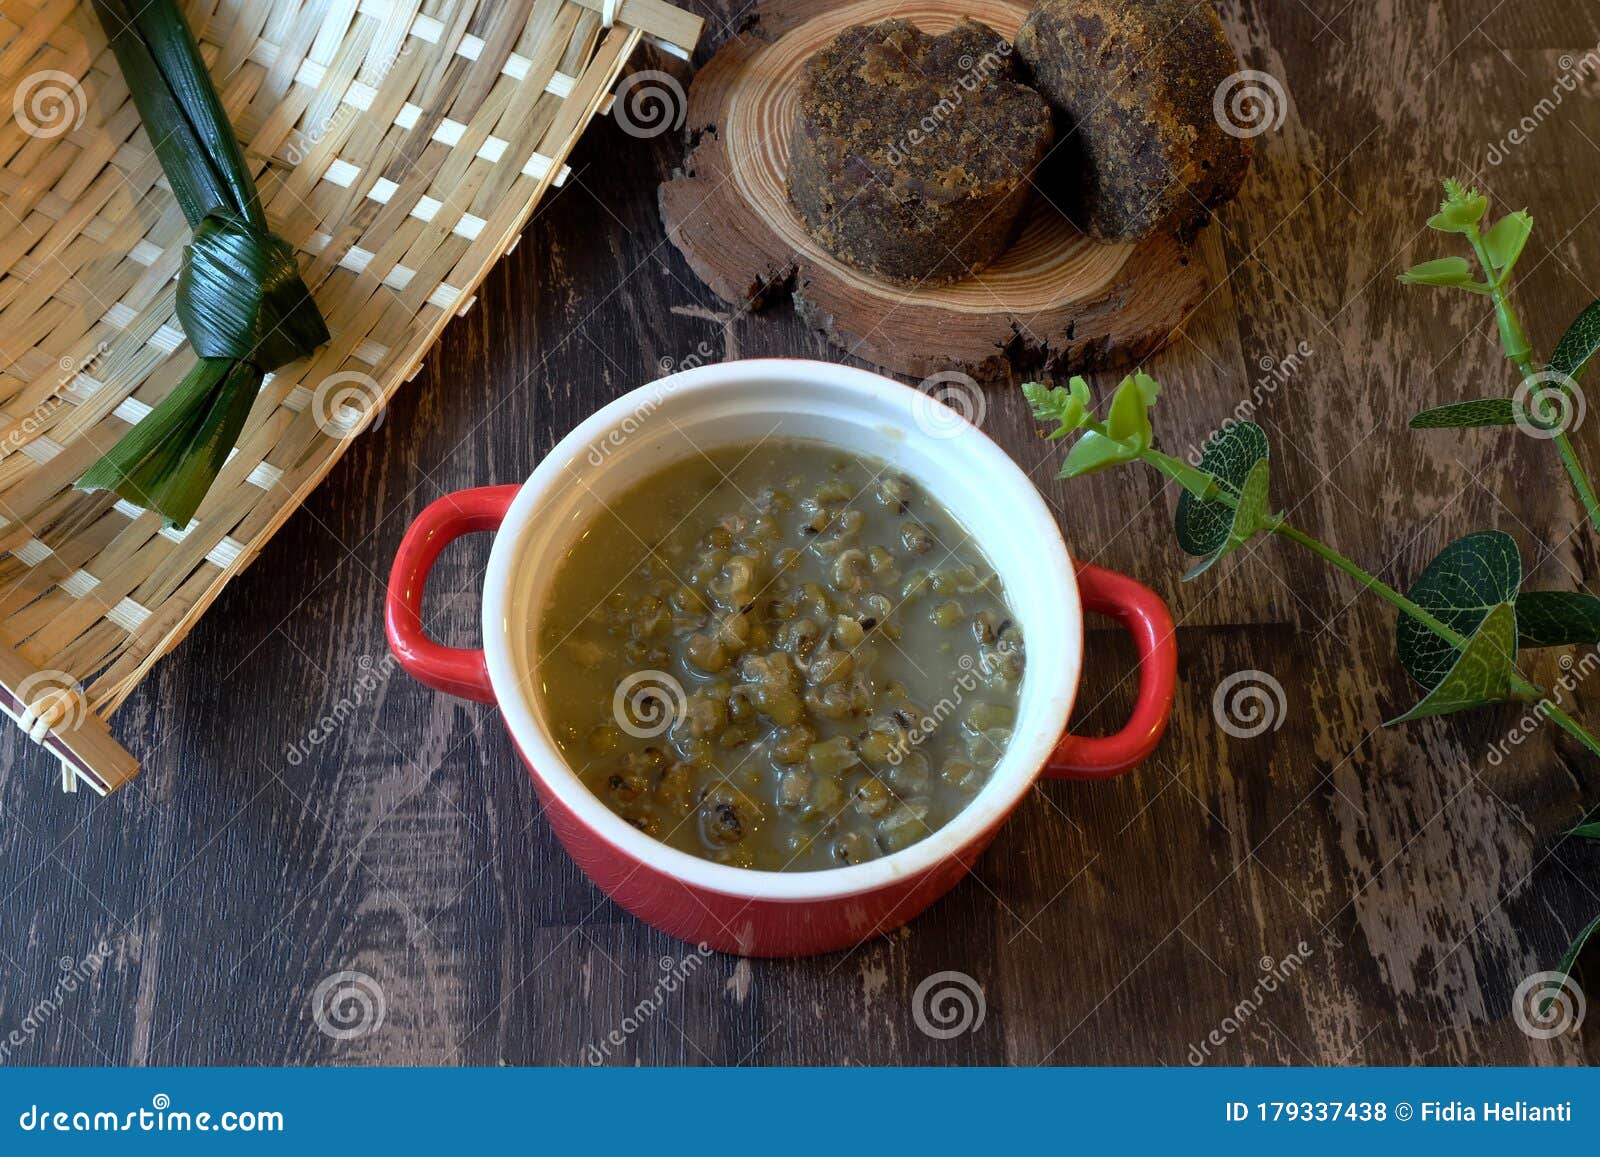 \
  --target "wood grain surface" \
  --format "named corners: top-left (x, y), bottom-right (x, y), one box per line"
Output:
top-left (3, 0), bottom-right (1600, 1066)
